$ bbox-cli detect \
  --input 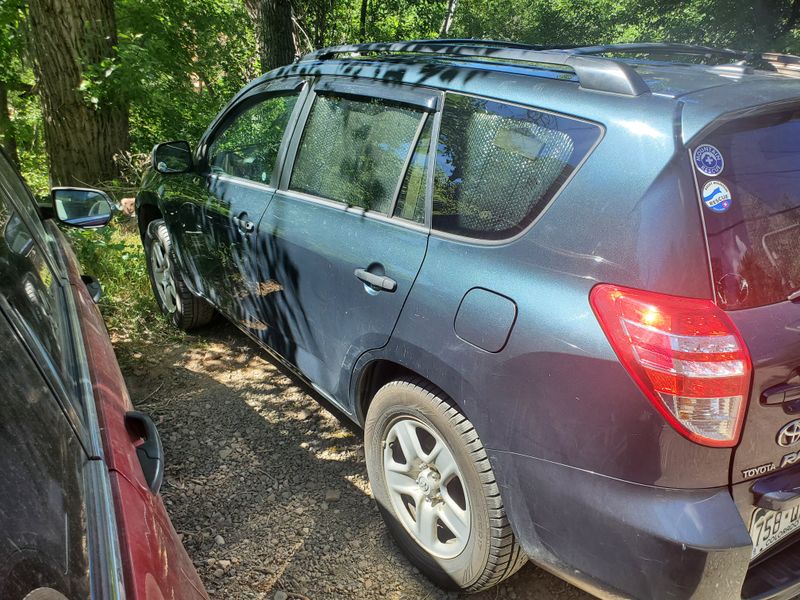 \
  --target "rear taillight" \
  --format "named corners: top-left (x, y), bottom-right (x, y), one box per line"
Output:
top-left (590, 284), bottom-right (752, 447)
